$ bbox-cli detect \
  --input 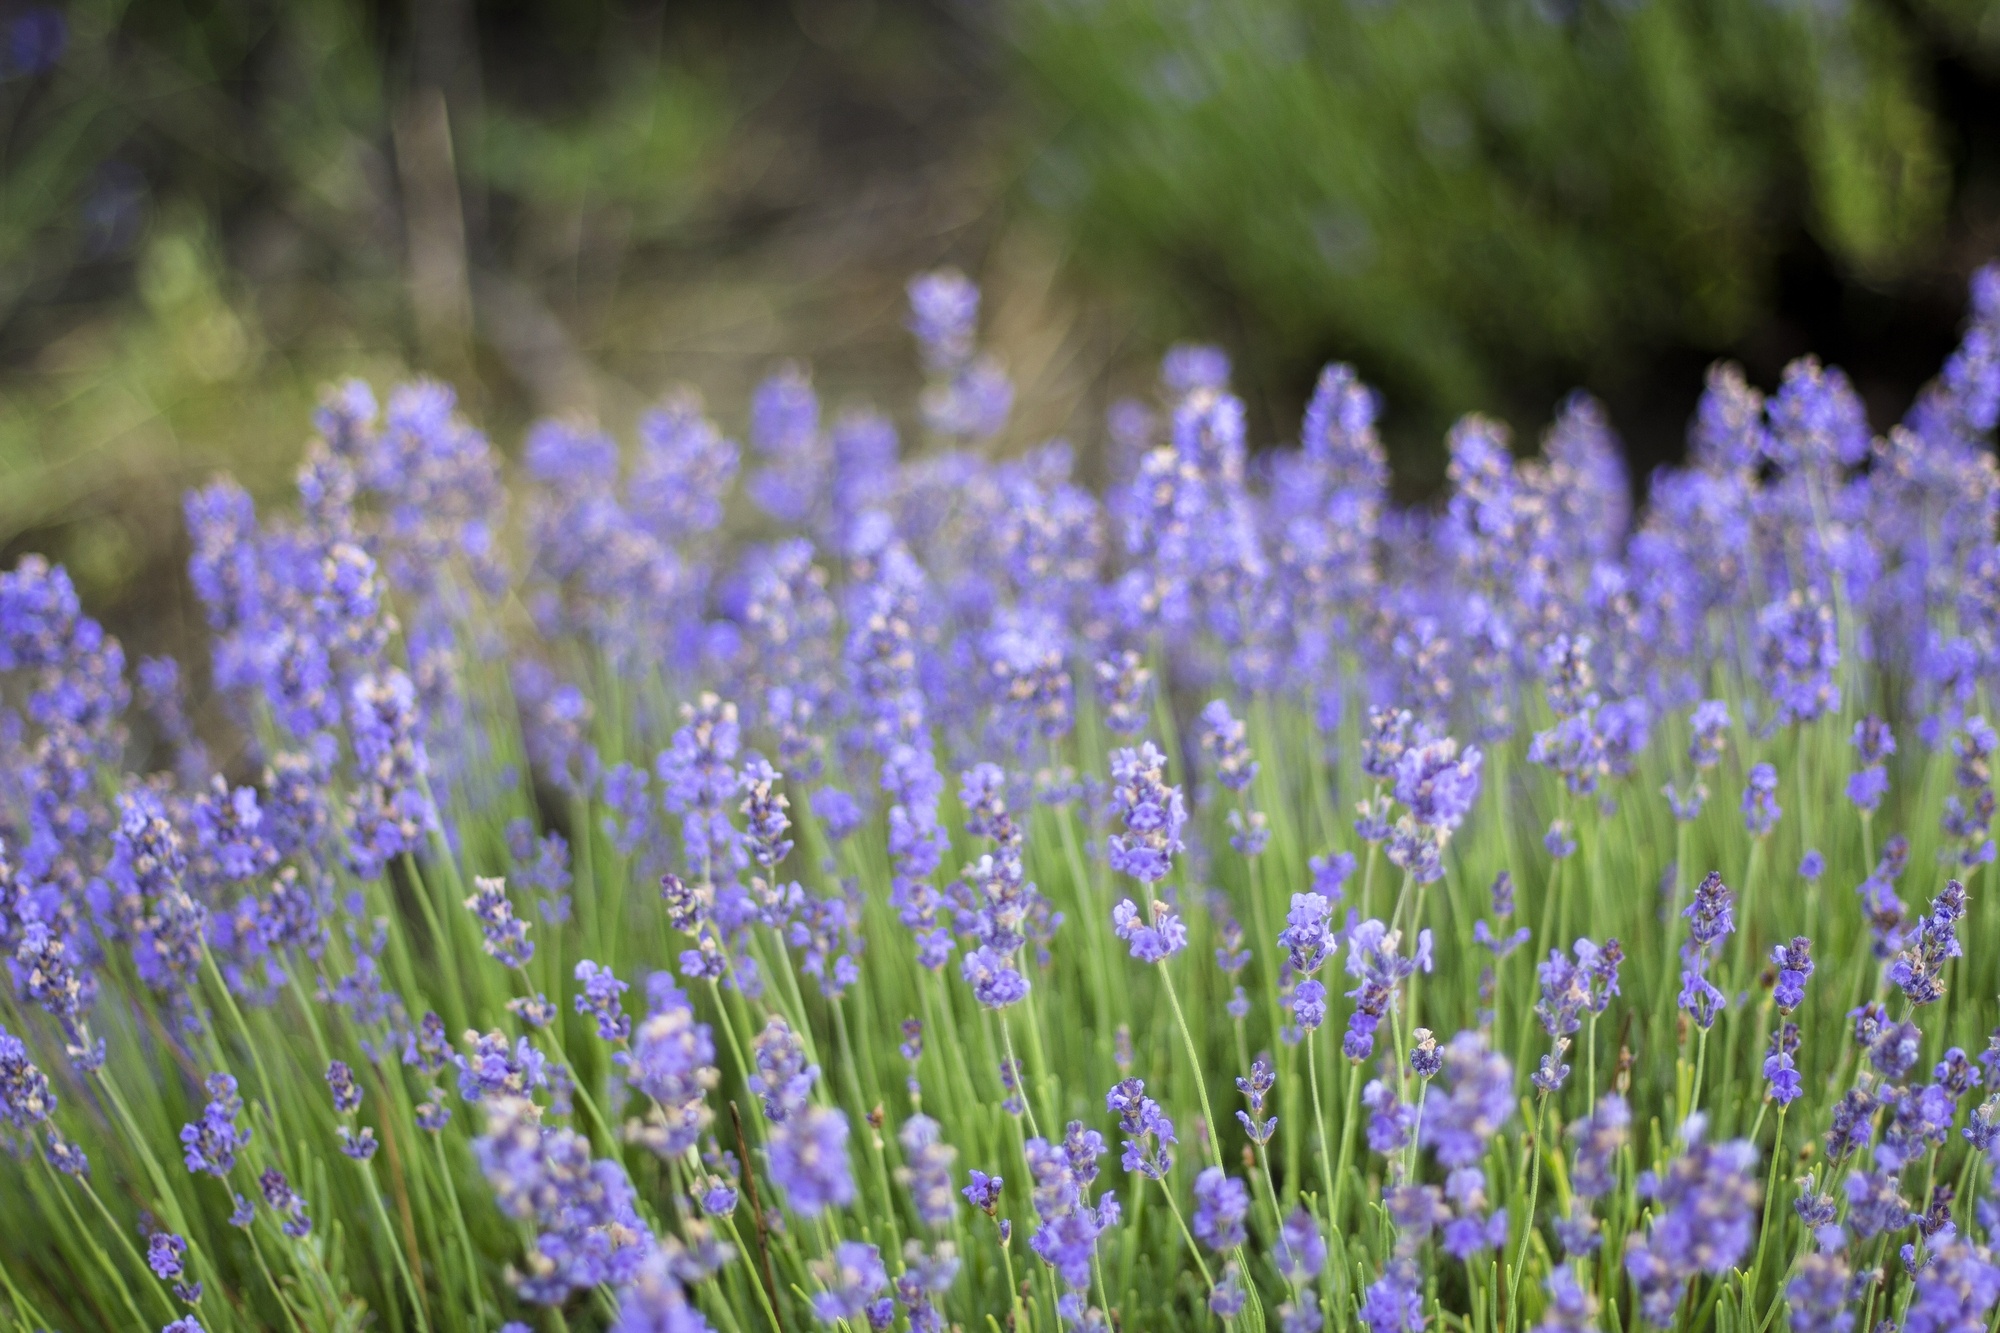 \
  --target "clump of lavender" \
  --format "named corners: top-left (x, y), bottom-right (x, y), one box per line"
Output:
top-left (8, 260), bottom-right (2000, 1333)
